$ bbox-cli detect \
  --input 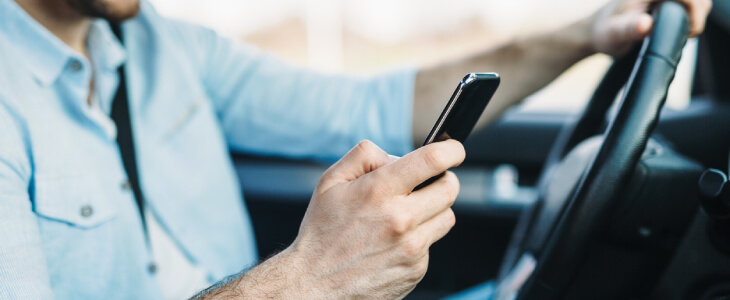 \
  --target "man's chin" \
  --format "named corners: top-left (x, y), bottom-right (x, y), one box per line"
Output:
top-left (67, 0), bottom-right (141, 23)
top-left (103, 6), bottom-right (140, 23)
